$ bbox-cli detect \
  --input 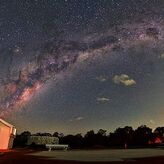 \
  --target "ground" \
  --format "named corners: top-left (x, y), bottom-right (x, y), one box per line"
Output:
top-left (1, 148), bottom-right (164, 164)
